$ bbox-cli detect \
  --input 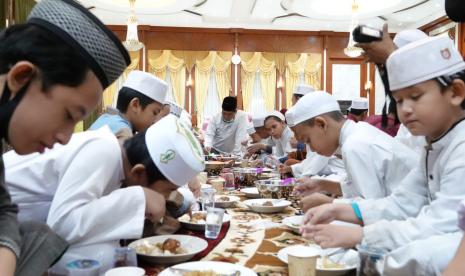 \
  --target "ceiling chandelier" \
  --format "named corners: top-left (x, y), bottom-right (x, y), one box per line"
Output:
top-left (123, 0), bottom-right (144, 51)
top-left (344, 0), bottom-right (363, 58)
